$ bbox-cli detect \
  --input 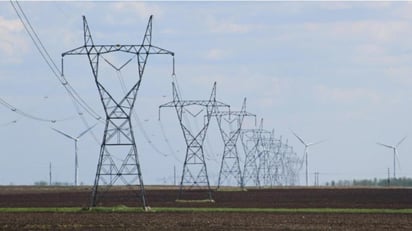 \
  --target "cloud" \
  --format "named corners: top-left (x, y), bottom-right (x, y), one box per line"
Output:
top-left (297, 19), bottom-right (412, 71)
top-left (318, 2), bottom-right (353, 10)
top-left (186, 68), bottom-right (289, 111)
top-left (205, 48), bottom-right (227, 61)
top-left (353, 43), bottom-right (409, 68)
top-left (314, 85), bottom-right (381, 105)
top-left (304, 20), bottom-right (412, 44)
top-left (0, 16), bottom-right (28, 63)
top-left (392, 2), bottom-right (412, 20)
top-left (206, 17), bottom-right (255, 34)
top-left (384, 66), bottom-right (412, 86)
top-left (110, 2), bottom-right (162, 20)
